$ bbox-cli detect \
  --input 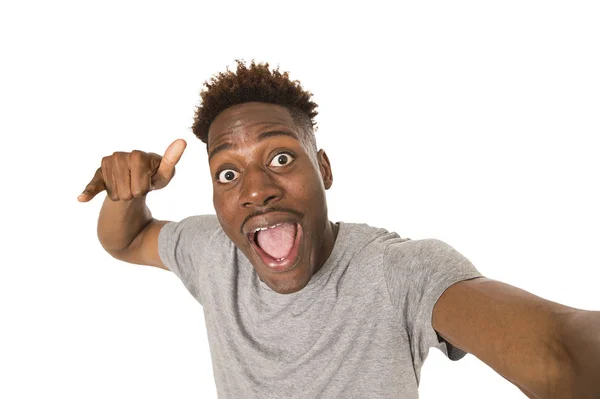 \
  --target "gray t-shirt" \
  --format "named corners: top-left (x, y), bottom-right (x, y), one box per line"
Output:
top-left (159, 215), bottom-right (483, 398)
